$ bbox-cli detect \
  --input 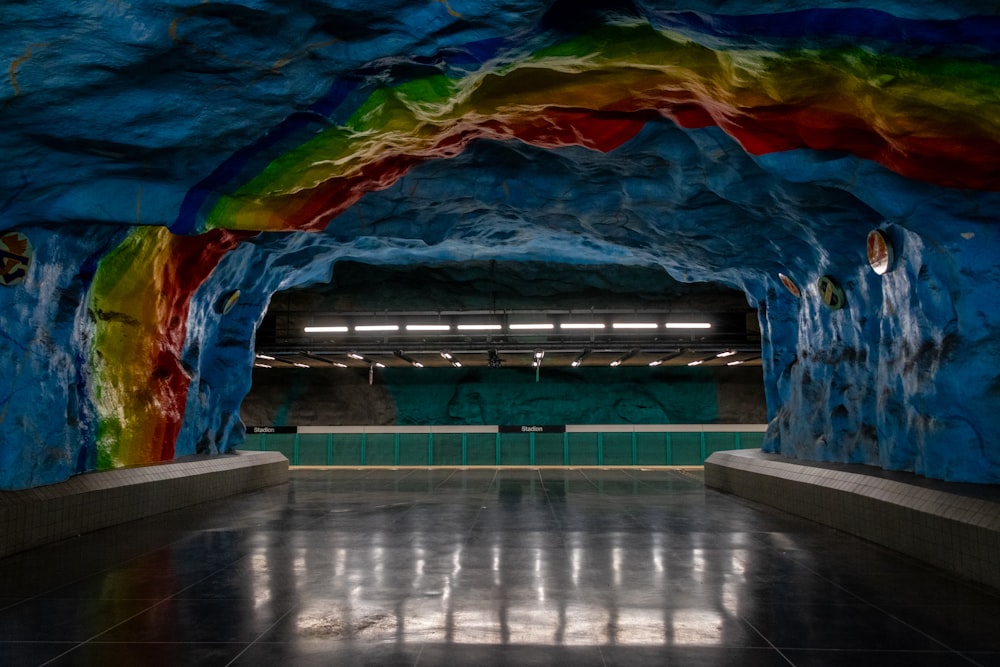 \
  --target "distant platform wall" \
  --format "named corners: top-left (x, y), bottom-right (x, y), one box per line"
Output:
top-left (705, 449), bottom-right (1000, 591)
top-left (0, 451), bottom-right (288, 559)
top-left (240, 423), bottom-right (768, 467)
